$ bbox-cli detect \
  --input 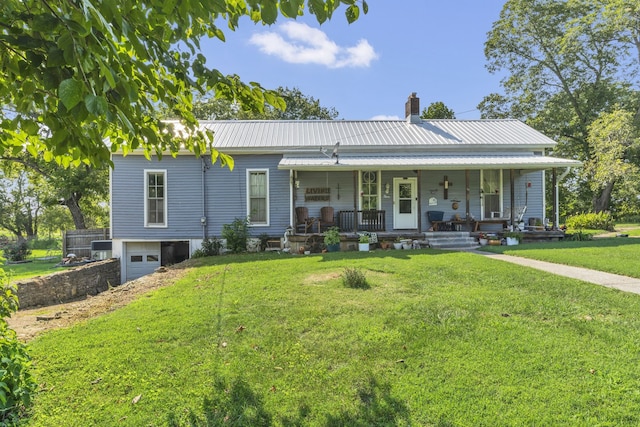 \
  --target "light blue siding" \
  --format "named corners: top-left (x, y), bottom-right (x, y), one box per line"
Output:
top-left (205, 155), bottom-right (291, 237)
top-left (112, 155), bottom-right (204, 239)
top-left (112, 154), bottom-right (550, 239)
top-left (112, 154), bottom-right (293, 239)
